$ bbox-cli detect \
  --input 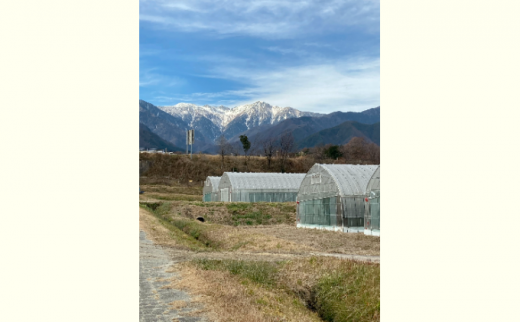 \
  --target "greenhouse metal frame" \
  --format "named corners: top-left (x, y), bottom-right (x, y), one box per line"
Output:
top-left (296, 164), bottom-right (379, 233)
top-left (202, 176), bottom-right (221, 202)
top-left (218, 172), bottom-right (306, 202)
